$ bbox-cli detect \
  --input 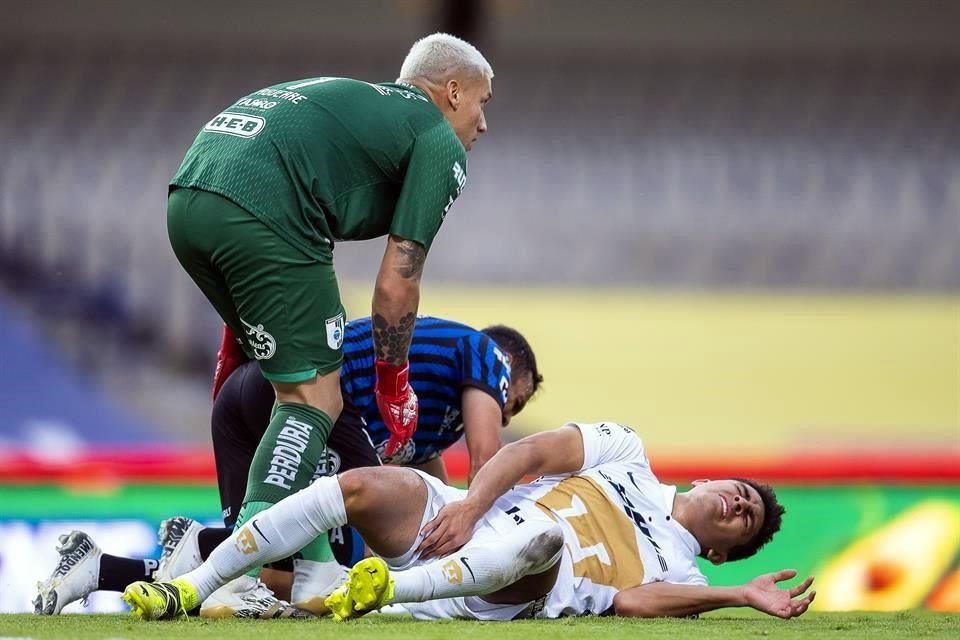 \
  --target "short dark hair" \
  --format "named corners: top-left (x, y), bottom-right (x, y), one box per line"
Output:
top-left (481, 325), bottom-right (543, 398)
top-left (726, 477), bottom-right (785, 562)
